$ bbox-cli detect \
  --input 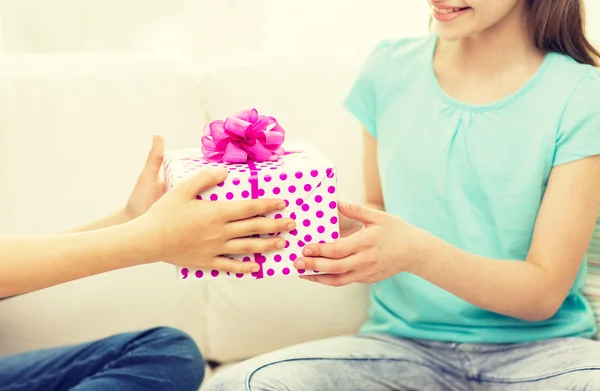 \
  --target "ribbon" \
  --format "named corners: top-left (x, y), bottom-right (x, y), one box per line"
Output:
top-left (247, 159), bottom-right (264, 279)
top-left (200, 109), bottom-right (288, 279)
top-left (201, 108), bottom-right (285, 164)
